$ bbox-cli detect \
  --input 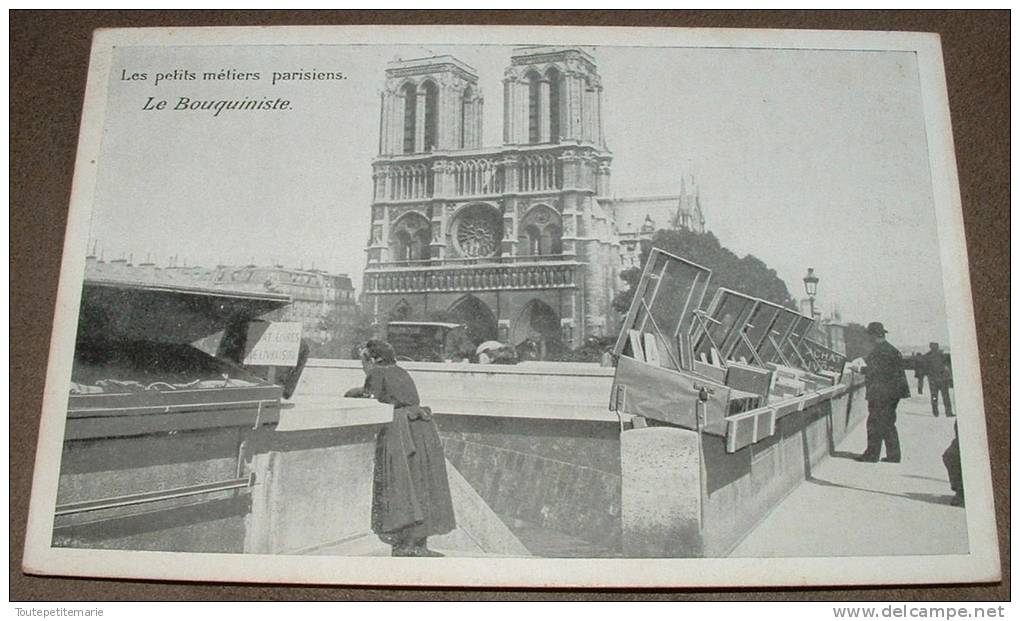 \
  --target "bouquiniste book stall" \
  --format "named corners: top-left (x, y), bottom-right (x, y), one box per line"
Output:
top-left (609, 248), bottom-right (851, 454)
top-left (55, 263), bottom-right (306, 549)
